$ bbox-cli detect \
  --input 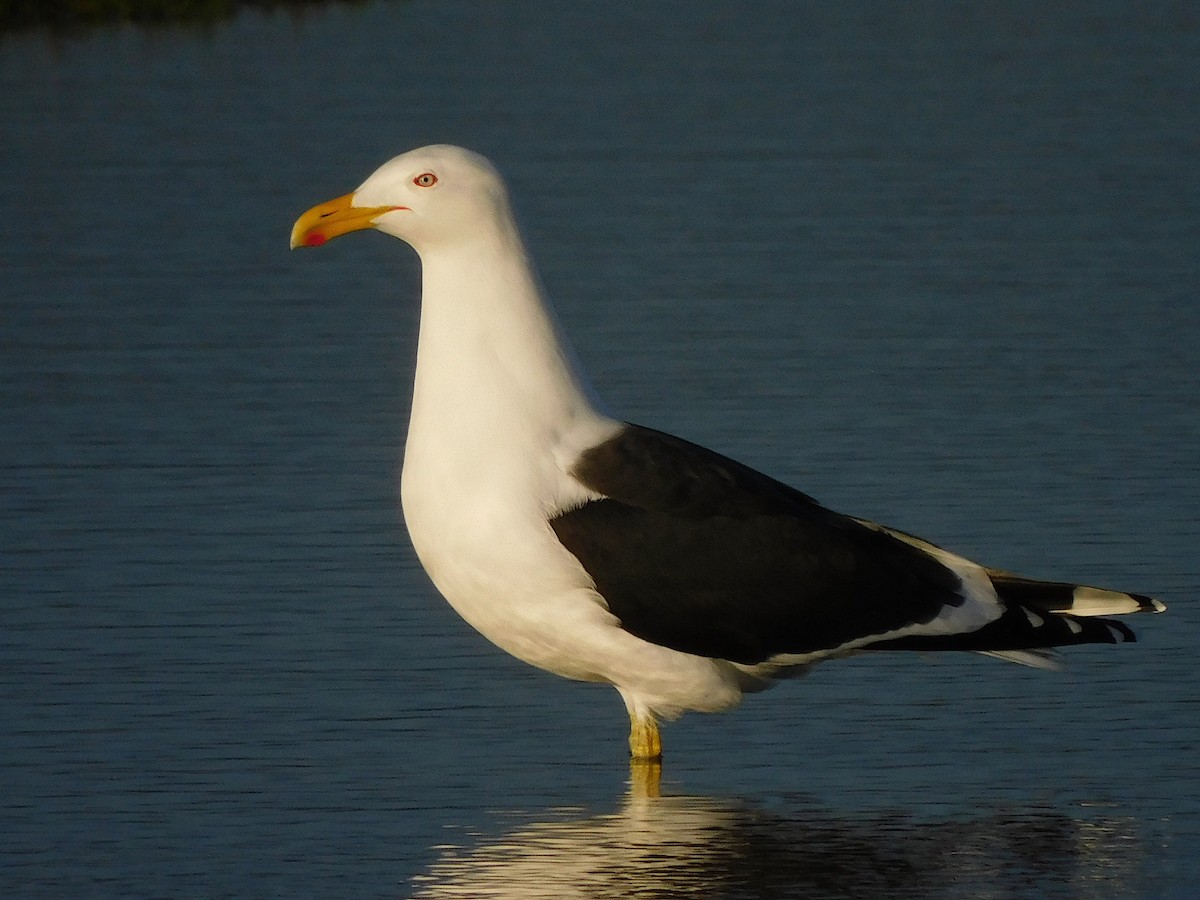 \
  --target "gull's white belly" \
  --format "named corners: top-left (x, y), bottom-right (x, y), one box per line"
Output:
top-left (400, 475), bottom-right (744, 716)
